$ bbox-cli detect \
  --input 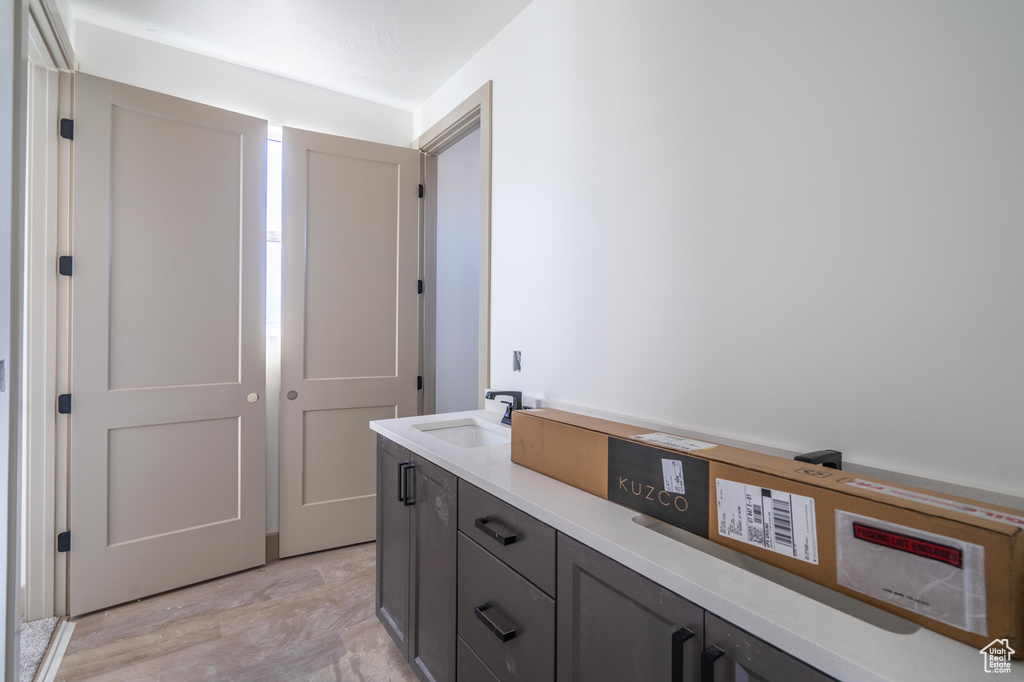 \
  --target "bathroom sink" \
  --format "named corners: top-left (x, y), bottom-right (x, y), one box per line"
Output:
top-left (631, 514), bottom-right (920, 635)
top-left (412, 418), bottom-right (511, 448)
